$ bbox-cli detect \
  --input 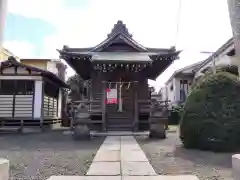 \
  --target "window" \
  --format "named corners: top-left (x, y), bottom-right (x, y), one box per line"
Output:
top-left (180, 80), bottom-right (188, 101)
top-left (0, 80), bottom-right (15, 95)
top-left (44, 82), bottom-right (59, 98)
top-left (170, 84), bottom-right (173, 91)
top-left (0, 80), bottom-right (34, 95)
top-left (16, 80), bottom-right (34, 95)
